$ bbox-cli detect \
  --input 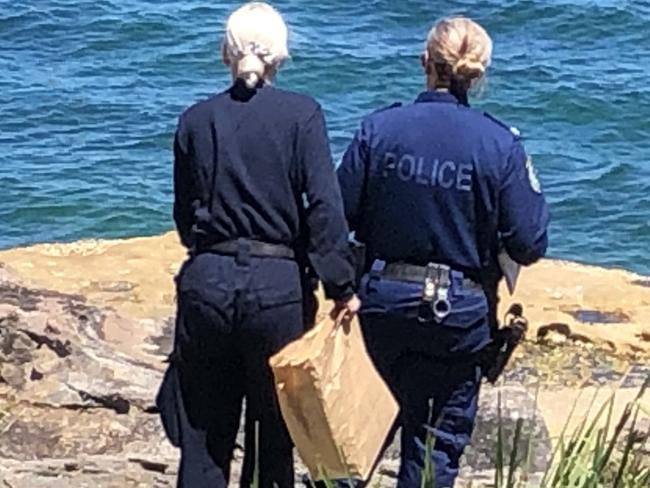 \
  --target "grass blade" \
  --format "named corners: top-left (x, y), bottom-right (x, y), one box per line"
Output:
top-left (421, 398), bottom-right (437, 488)
top-left (540, 387), bottom-right (584, 486)
top-left (613, 406), bottom-right (640, 488)
top-left (495, 391), bottom-right (504, 488)
top-left (555, 388), bottom-right (606, 485)
top-left (523, 383), bottom-right (540, 484)
top-left (506, 418), bottom-right (524, 488)
top-left (253, 421), bottom-right (260, 488)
